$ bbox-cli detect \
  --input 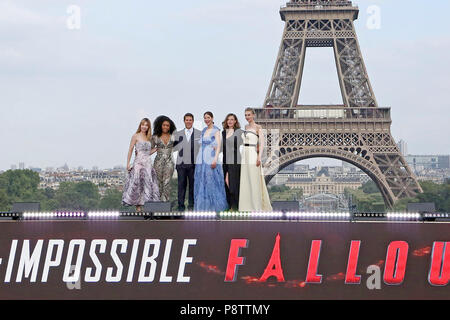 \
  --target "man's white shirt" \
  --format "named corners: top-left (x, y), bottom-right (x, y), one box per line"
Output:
top-left (185, 128), bottom-right (193, 142)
